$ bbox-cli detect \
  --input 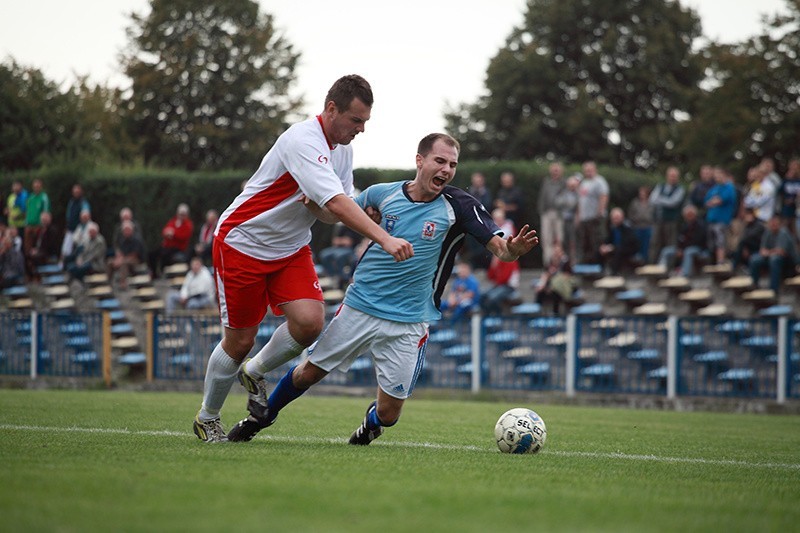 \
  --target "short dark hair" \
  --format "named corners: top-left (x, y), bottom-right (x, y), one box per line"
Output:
top-left (417, 133), bottom-right (460, 157)
top-left (325, 74), bottom-right (373, 111)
